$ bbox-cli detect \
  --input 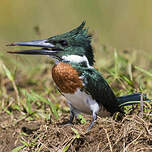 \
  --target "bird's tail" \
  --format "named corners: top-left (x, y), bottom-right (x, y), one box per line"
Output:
top-left (117, 93), bottom-right (151, 107)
